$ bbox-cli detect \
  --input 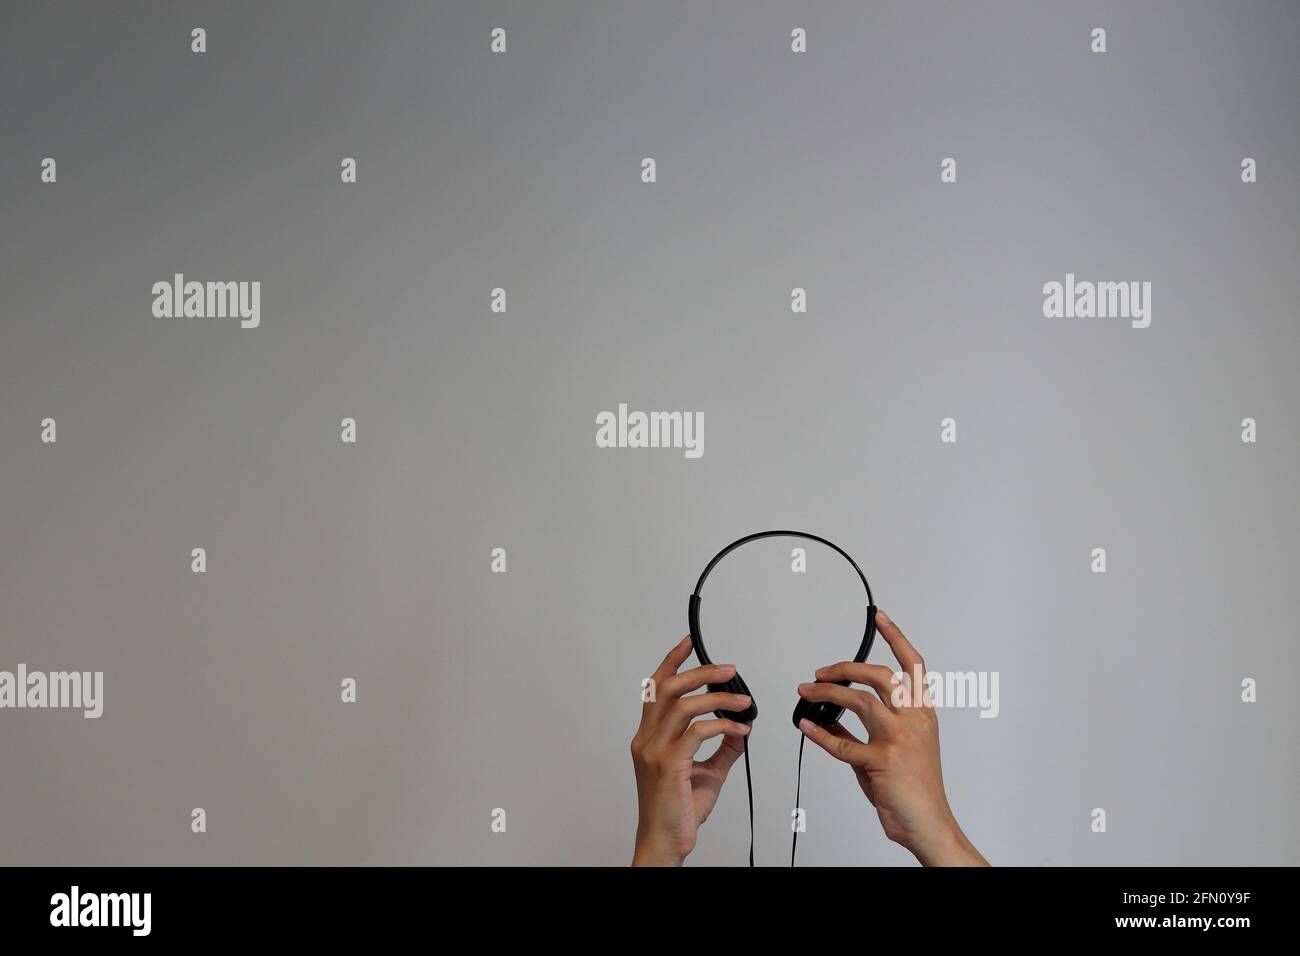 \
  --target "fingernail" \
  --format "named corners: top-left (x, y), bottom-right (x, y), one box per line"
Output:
top-left (798, 719), bottom-right (814, 734)
top-left (719, 664), bottom-right (736, 675)
top-left (797, 682), bottom-right (814, 695)
top-left (735, 694), bottom-right (751, 704)
top-left (814, 668), bottom-right (826, 679)
top-left (740, 723), bottom-right (752, 734)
